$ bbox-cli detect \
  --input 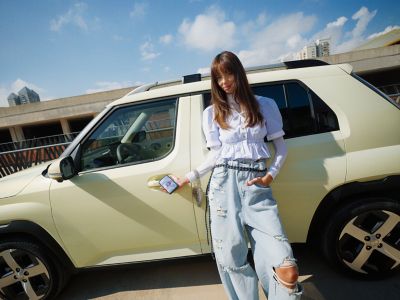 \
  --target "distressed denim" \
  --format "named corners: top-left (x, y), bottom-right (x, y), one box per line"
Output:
top-left (208, 159), bottom-right (303, 300)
